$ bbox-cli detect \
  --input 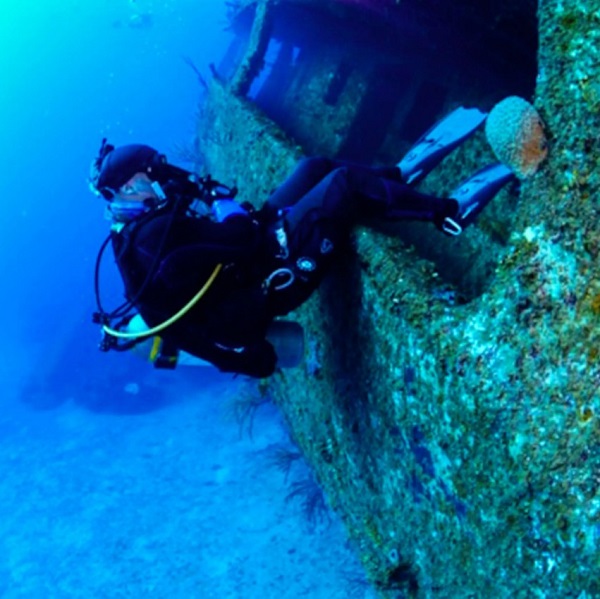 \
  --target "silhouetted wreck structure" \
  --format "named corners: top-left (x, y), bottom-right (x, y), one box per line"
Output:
top-left (215, 0), bottom-right (537, 163)
top-left (193, 1), bottom-right (600, 598)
